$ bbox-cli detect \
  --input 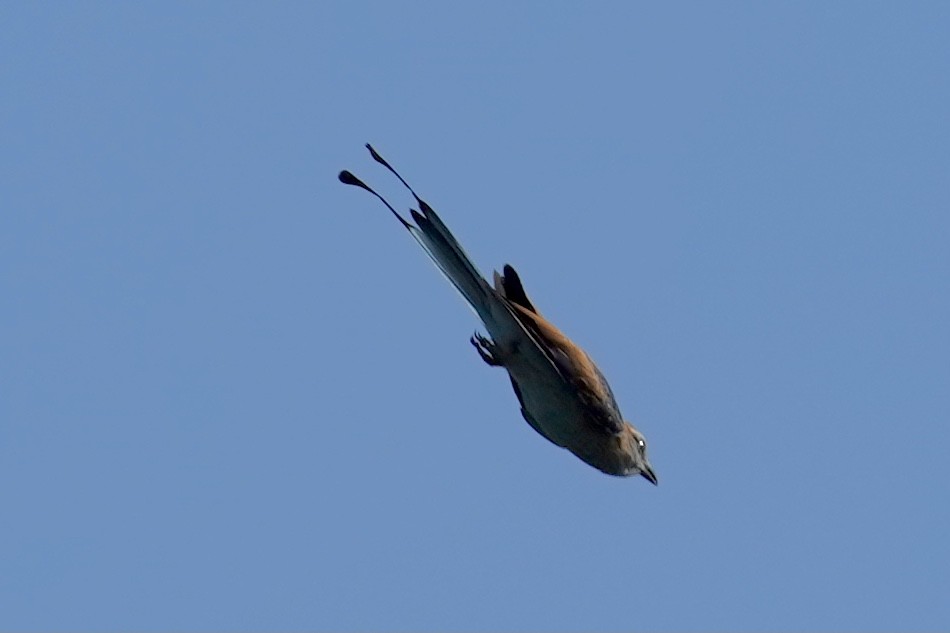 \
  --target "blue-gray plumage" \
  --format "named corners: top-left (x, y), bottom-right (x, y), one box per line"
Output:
top-left (338, 145), bottom-right (657, 482)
